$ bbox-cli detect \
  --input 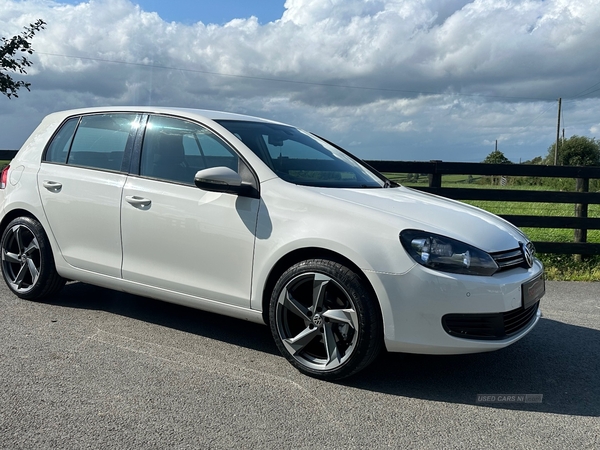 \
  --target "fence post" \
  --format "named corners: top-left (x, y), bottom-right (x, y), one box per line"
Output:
top-left (573, 177), bottom-right (589, 262)
top-left (428, 160), bottom-right (442, 190)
